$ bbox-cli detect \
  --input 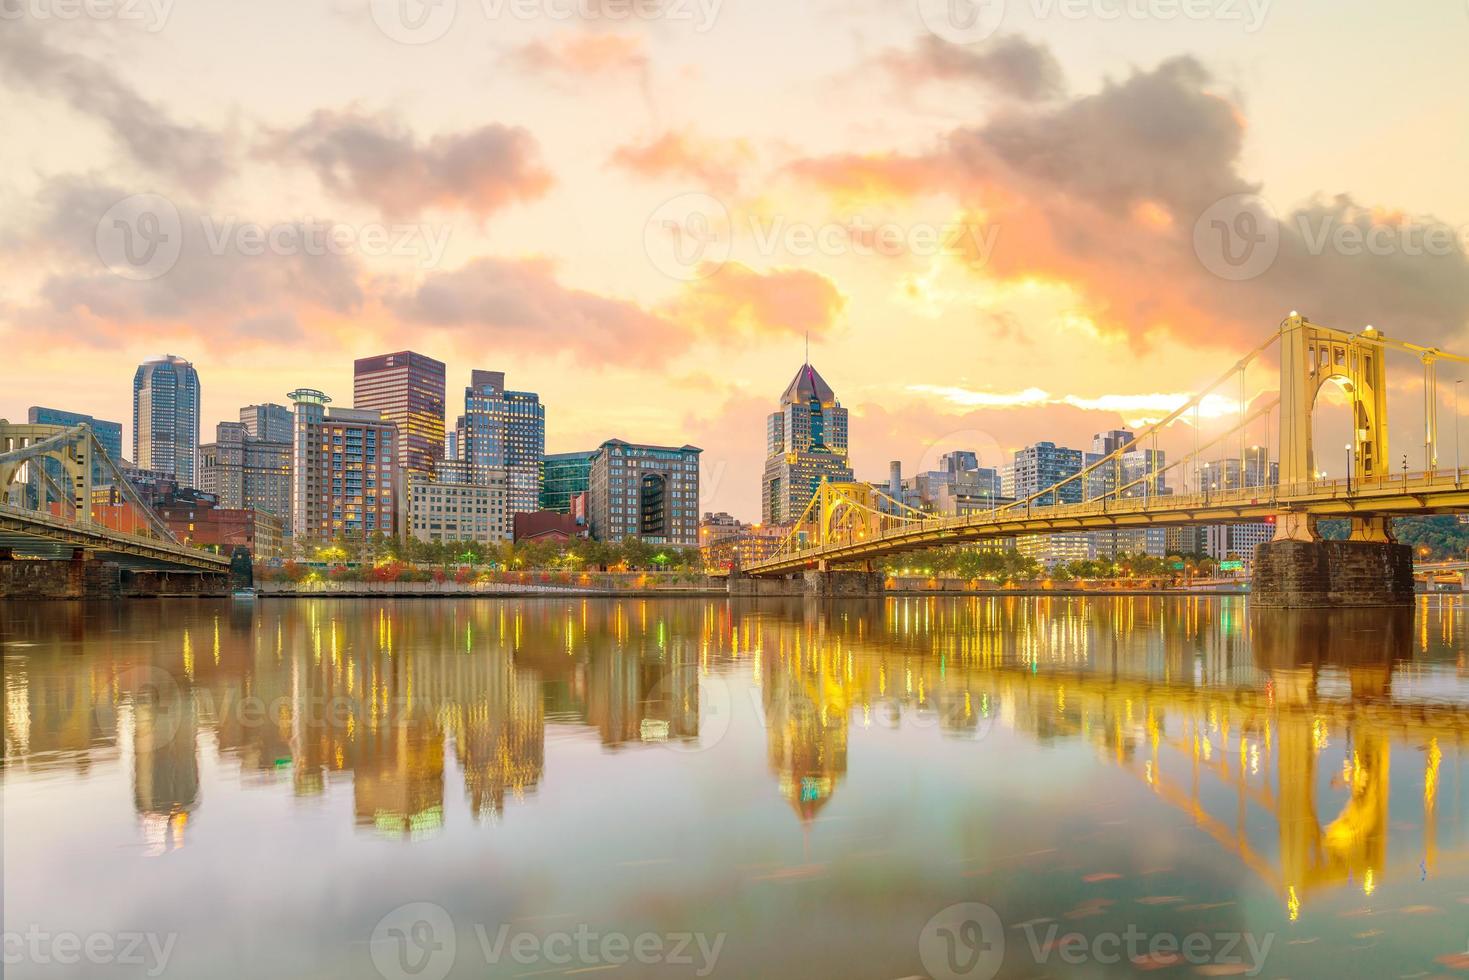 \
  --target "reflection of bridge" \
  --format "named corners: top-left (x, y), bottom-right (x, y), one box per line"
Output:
top-left (742, 316), bottom-right (1469, 606)
top-left (754, 599), bottom-right (1467, 915)
top-left (0, 421), bottom-right (229, 575)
